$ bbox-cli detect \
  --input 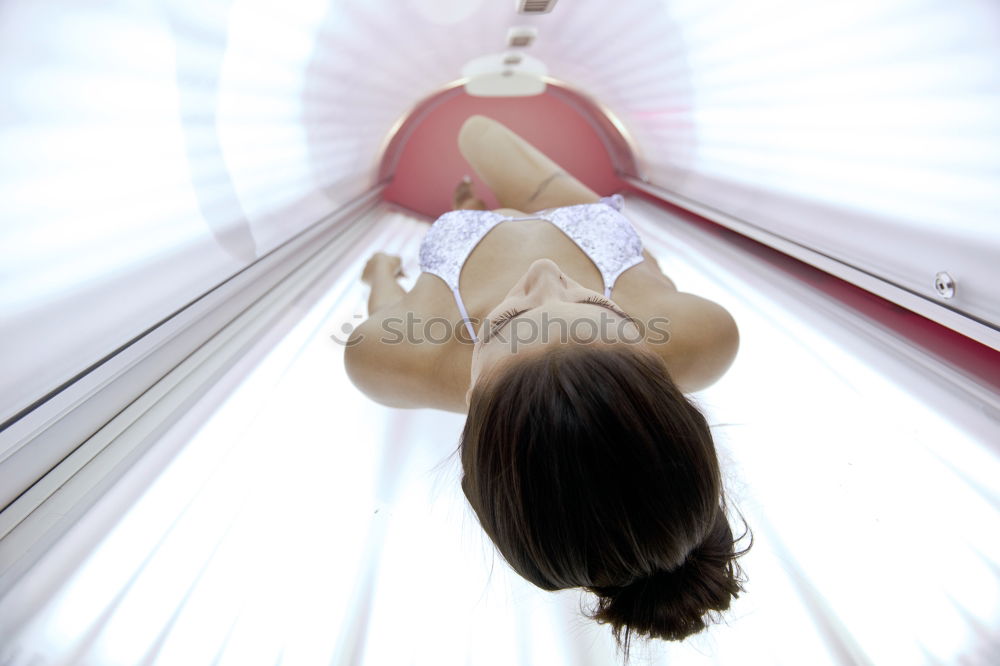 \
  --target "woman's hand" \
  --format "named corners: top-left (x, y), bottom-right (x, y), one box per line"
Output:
top-left (362, 252), bottom-right (403, 286)
top-left (361, 253), bottom-right (408, 315)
